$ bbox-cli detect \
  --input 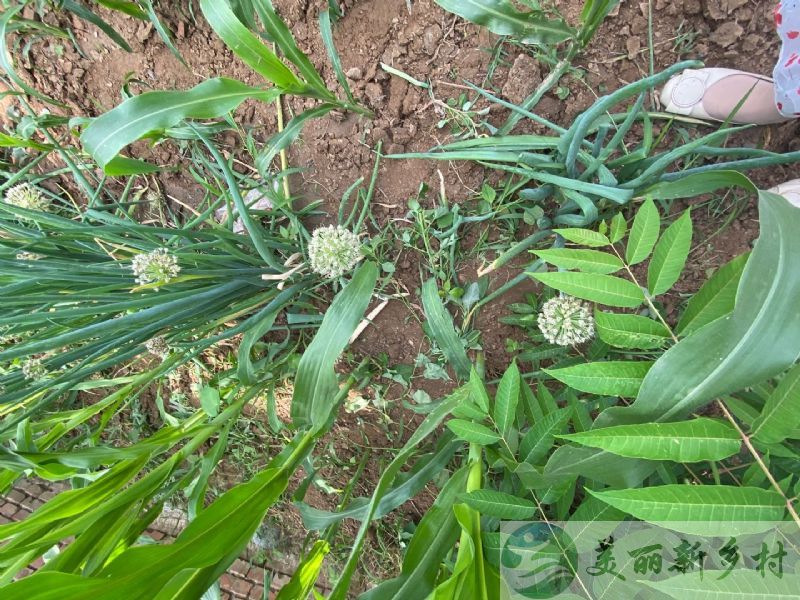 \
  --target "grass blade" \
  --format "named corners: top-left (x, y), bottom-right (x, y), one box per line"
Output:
top-left (422, 278), bottom-right (471, 380)
top-left (319, 9), bottom-right (356, 104)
